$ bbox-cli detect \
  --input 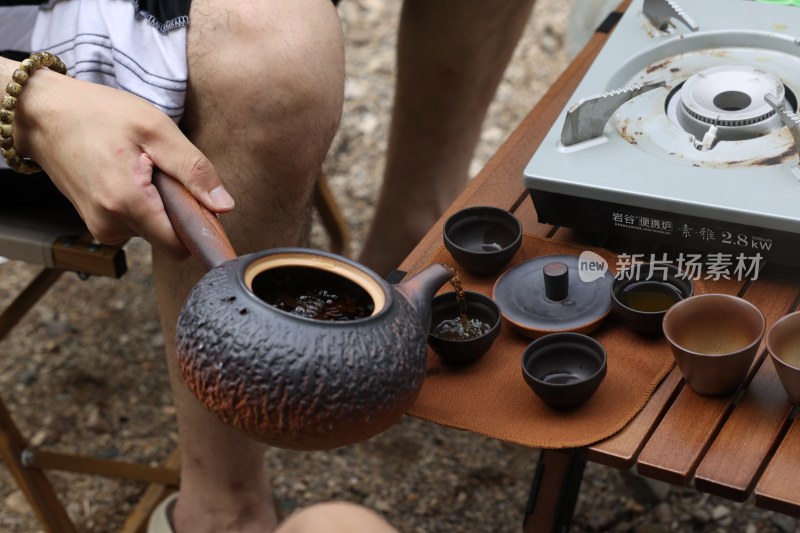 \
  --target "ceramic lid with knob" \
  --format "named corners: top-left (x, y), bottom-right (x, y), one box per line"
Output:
top-left (492, 254), bottom-right (614, 339)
